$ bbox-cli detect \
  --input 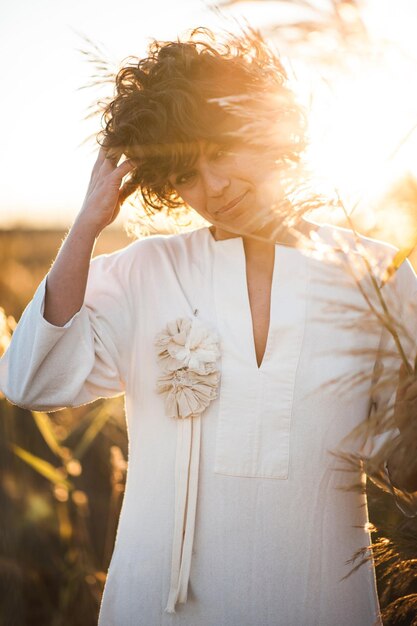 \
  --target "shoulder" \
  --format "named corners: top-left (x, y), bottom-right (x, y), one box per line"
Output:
top-left (317, 222), bottom-right (417, 296)
top-left (90, 228), bottom-right (203, 263)
top-left (88, 228), bottom-right (205, 276)
top-left (317, 222), bottom-right (398, 259)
